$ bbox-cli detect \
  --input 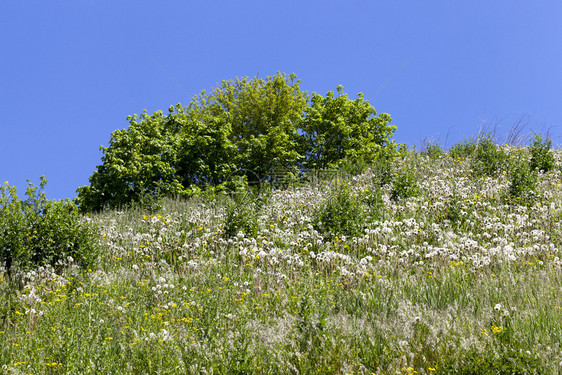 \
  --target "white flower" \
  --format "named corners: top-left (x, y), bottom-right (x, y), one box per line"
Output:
top-left (494, 303), bottom-right (502, 311)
